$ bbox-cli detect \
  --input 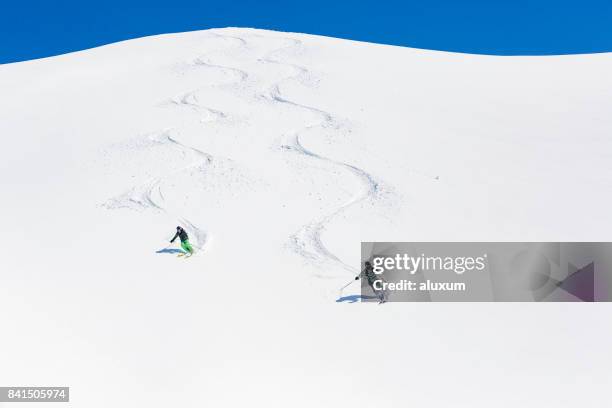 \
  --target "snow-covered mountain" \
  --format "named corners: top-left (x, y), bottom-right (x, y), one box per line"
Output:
top-left (1, 28), bottom-right (611, 407)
